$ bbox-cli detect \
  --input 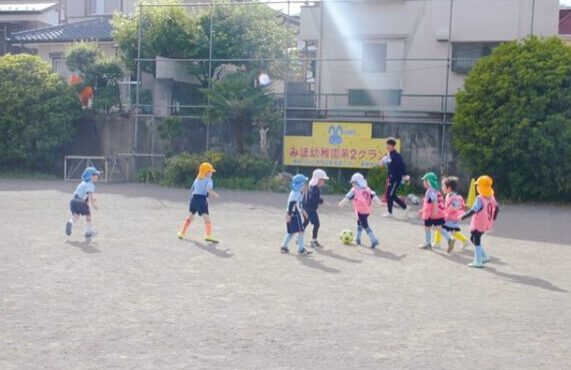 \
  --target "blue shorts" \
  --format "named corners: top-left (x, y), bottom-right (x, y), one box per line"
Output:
top-left (70, 198), bottom-right (90, 216)
top-left (189, 195), bottom-right (209, 216)
top-left (287, 211), bottom-right (304, 234)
